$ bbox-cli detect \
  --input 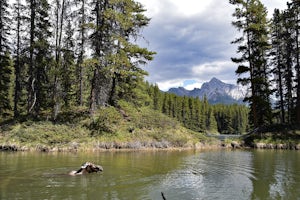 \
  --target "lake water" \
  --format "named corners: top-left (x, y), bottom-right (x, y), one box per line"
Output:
top-left (0, 150), bottom-right (299, 200)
